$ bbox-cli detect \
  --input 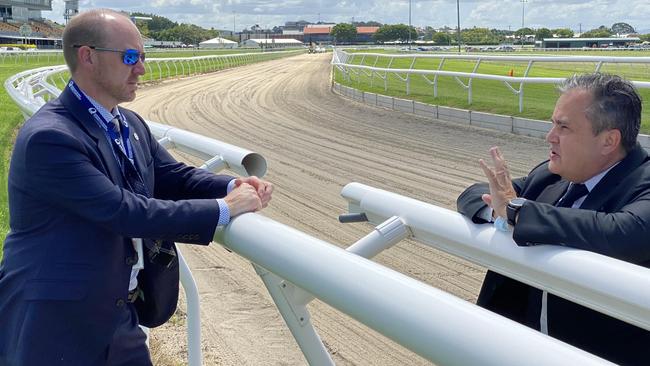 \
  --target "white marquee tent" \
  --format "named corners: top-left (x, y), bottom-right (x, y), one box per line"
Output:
top-left (199, 37), bottom-right (238, 49)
